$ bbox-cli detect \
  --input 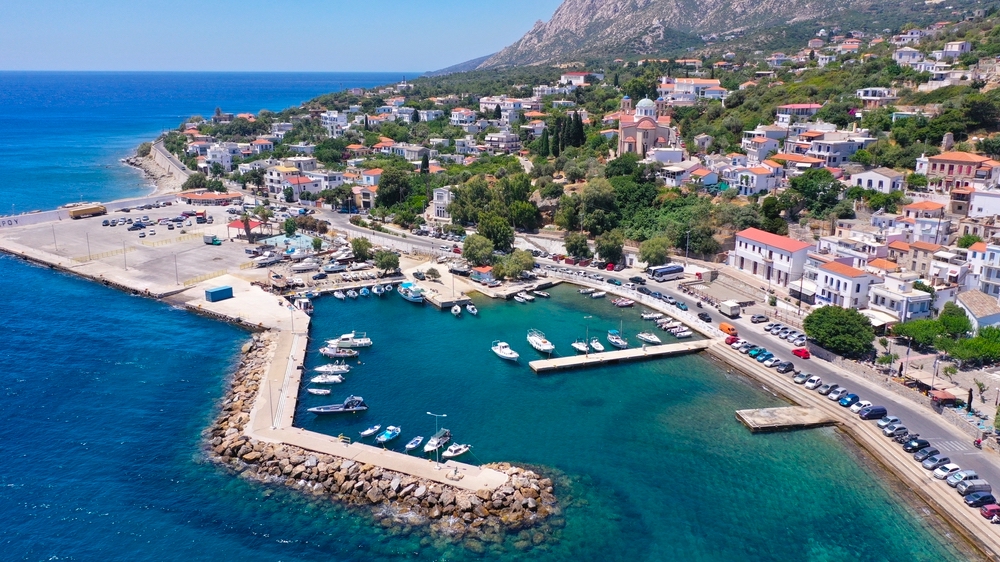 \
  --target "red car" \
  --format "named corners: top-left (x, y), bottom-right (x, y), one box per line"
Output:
top-left (792, 348), bottom-right (811, 360)
top-left (725, 335), bottom-right (739, 345)
top-left (605, 263), bottom-right (615, 271)
top-left (981, 504), bottom-right (1000, 519)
